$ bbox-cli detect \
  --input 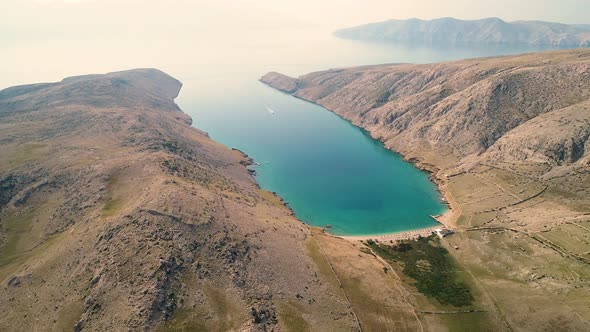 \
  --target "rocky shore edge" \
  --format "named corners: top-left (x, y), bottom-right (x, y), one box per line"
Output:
top-left (231, 148), bottom-right (297, 218)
